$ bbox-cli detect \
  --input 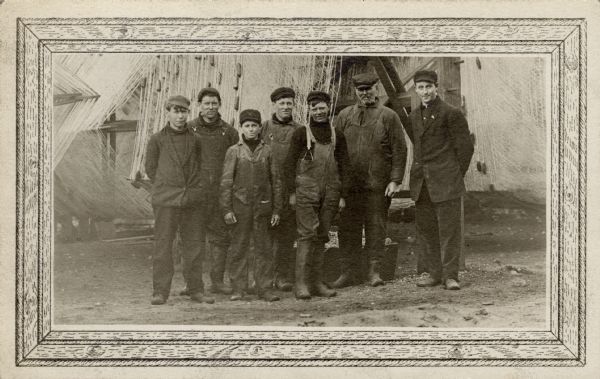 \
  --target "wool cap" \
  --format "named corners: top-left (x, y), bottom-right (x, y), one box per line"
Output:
top-left (165, 95), bottom-right (191, 110)
top-left (306, 91), bottom-right (331, 105)
top-left (197, 87), bottom-right (222, 103)
top-left (239, 109), bottom-right (262, 125)
top-left (352, 72), bottom-right (379, 88)
top-left (270, 87), bottom-right (296, 102)
top-left (414, 70), bottom-right (438, 84)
